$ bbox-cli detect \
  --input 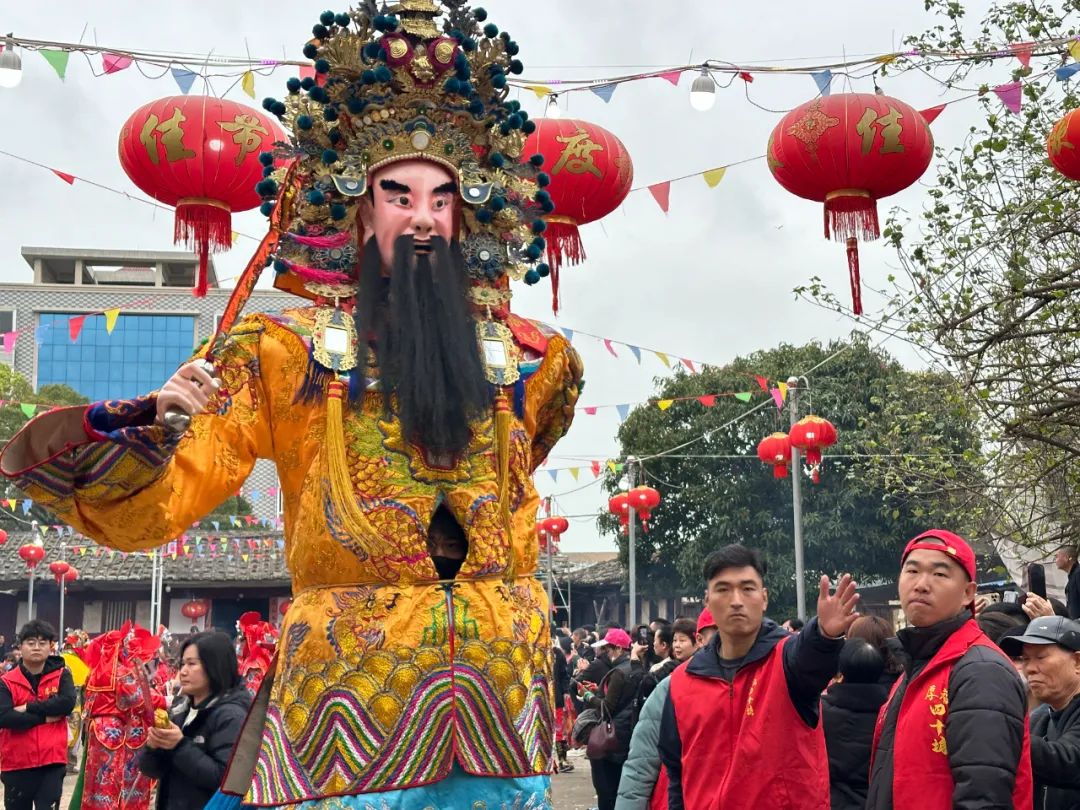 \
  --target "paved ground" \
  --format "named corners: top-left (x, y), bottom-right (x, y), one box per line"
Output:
top-left (2, 754), bottom-right (600, 809)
